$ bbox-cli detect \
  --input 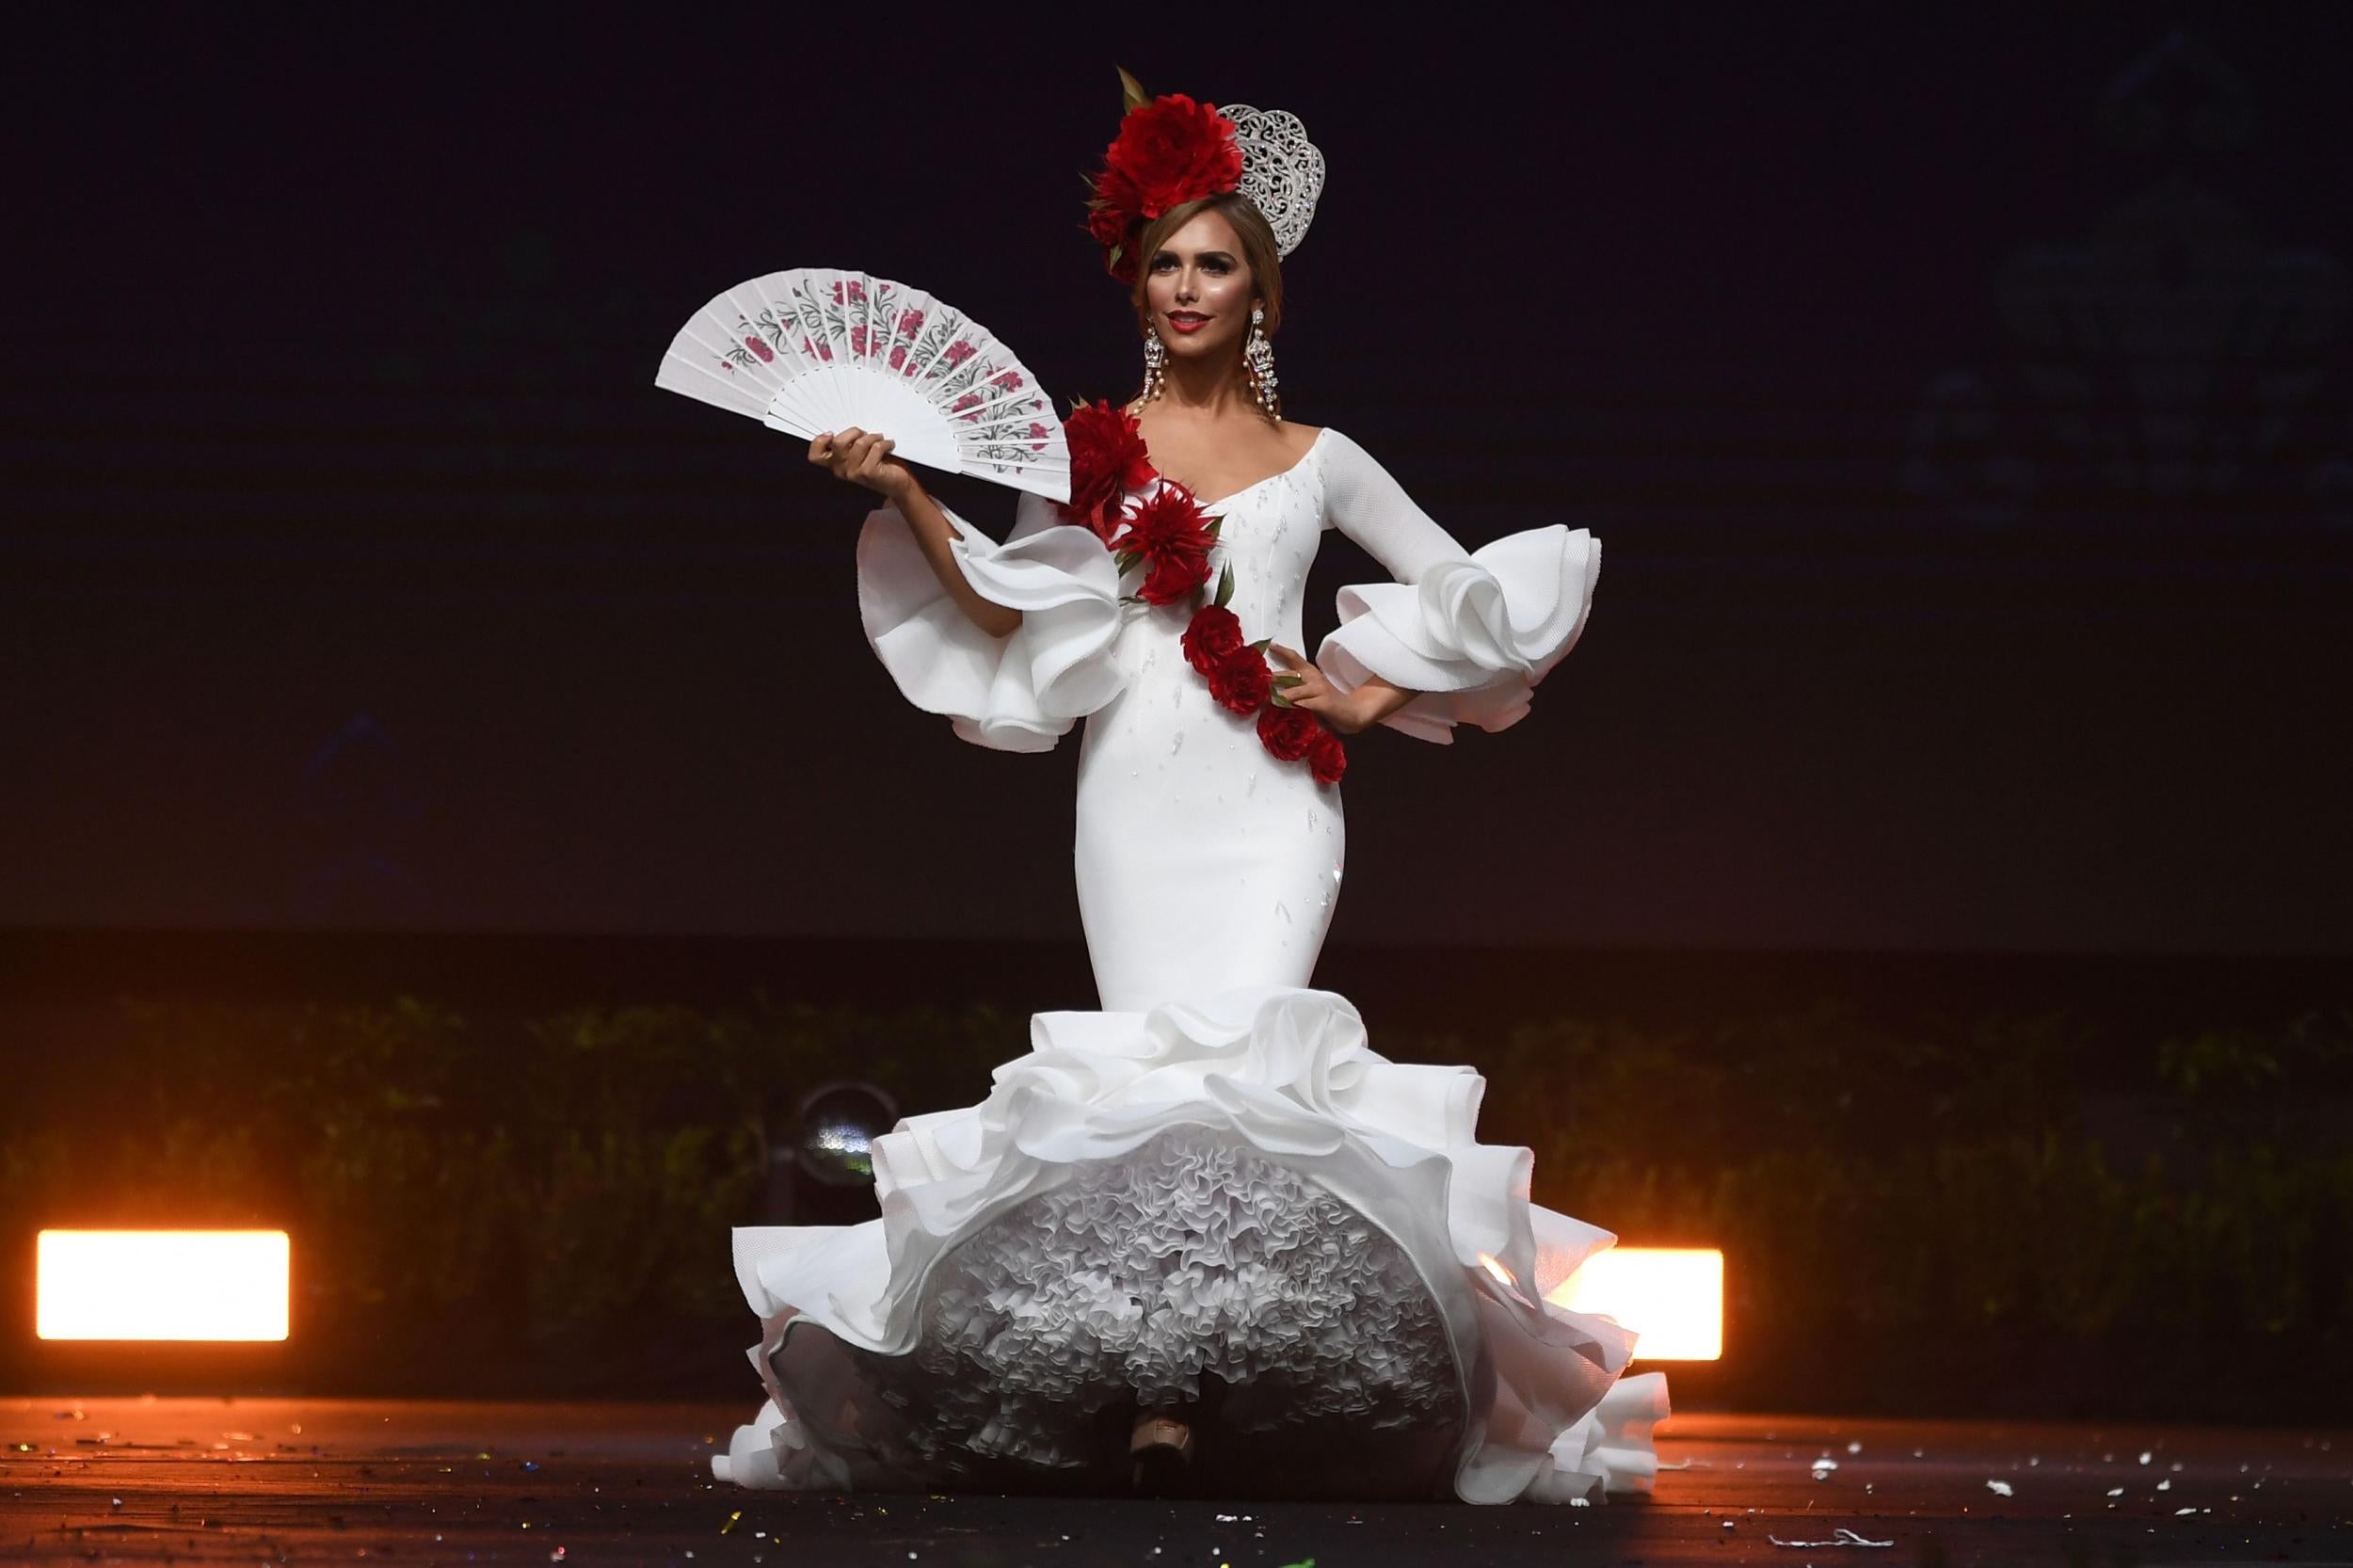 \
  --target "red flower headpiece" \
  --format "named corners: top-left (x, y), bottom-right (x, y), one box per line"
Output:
top-left (1086, 71), bottom-right (1243, 284)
